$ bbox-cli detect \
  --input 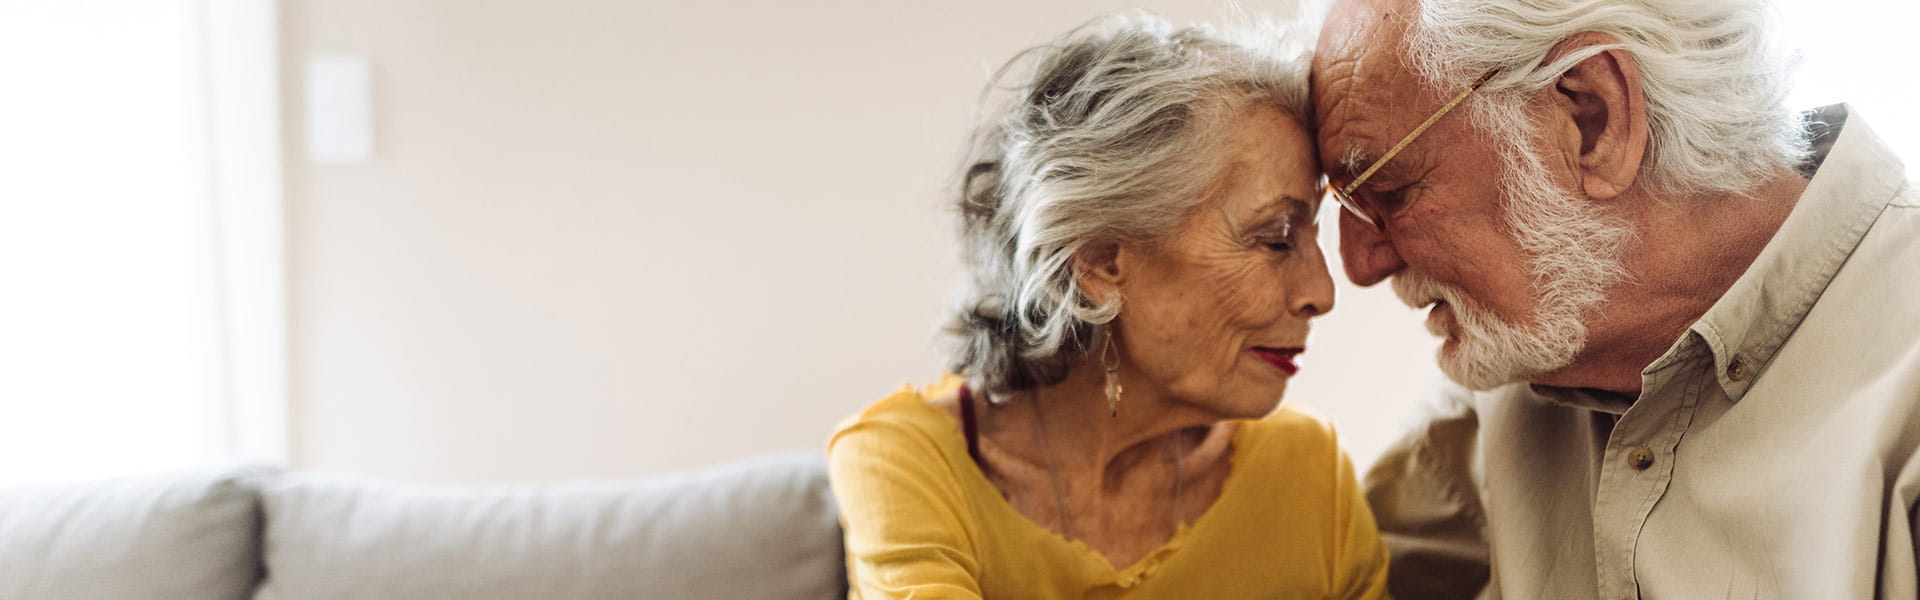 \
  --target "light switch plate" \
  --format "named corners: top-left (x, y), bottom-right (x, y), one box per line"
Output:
top-left (305, 53), bottom-right (372, 165)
